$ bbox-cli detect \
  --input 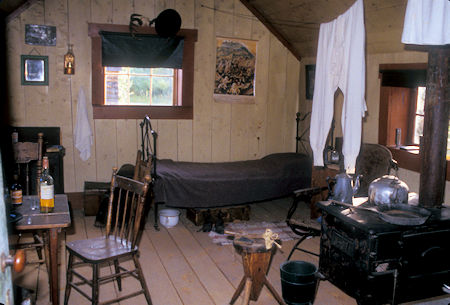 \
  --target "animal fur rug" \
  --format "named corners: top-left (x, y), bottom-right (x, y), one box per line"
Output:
top-left (208, 221), bottom-right (298, 246)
